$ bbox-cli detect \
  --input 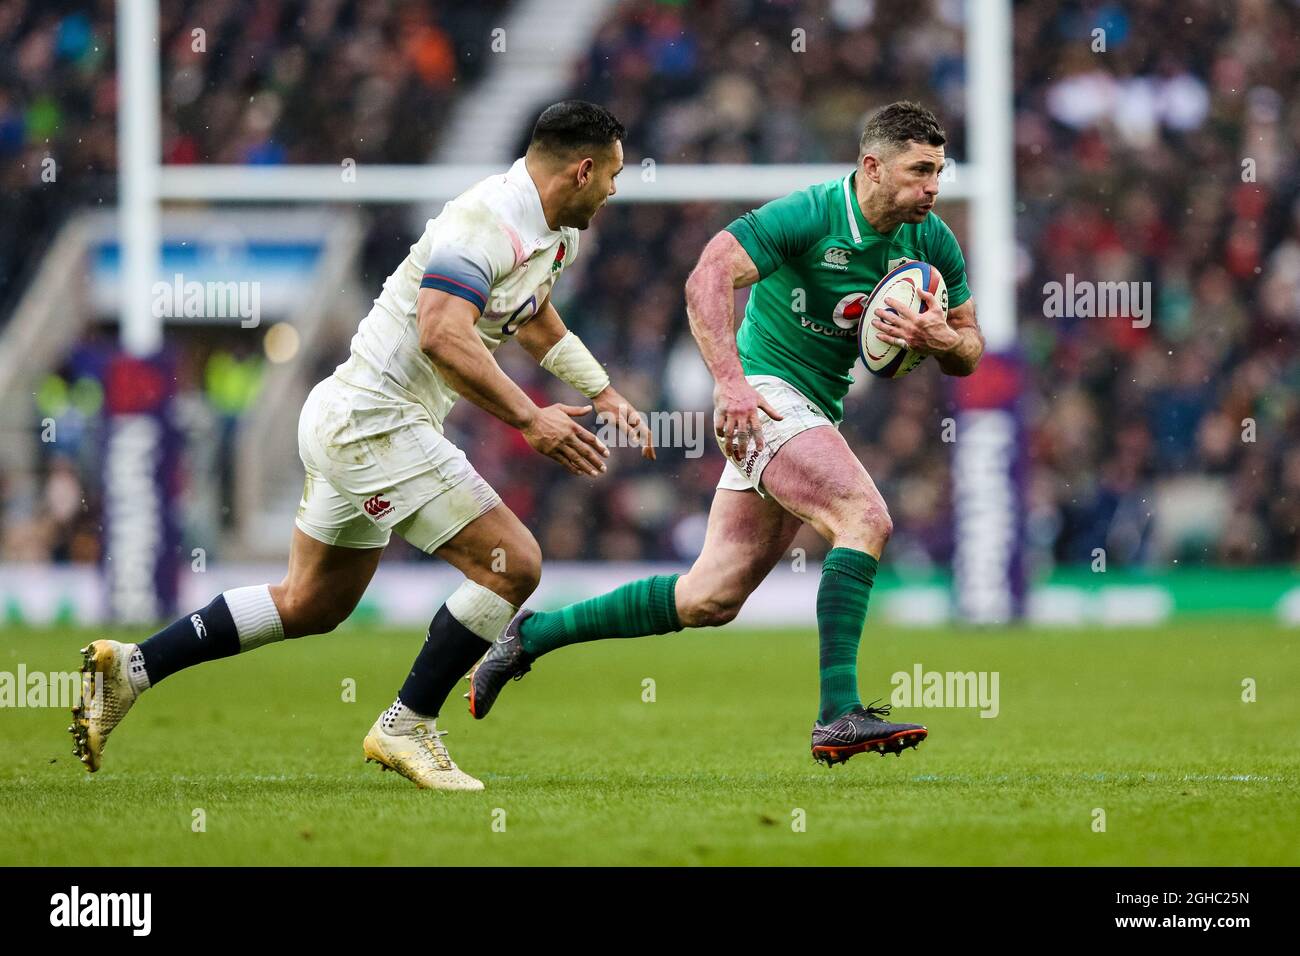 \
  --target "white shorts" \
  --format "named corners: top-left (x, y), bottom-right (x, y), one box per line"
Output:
top-left (295, 377), bottom-right (501, 552)
top-left (716, 375), bottom-right (837, 495)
